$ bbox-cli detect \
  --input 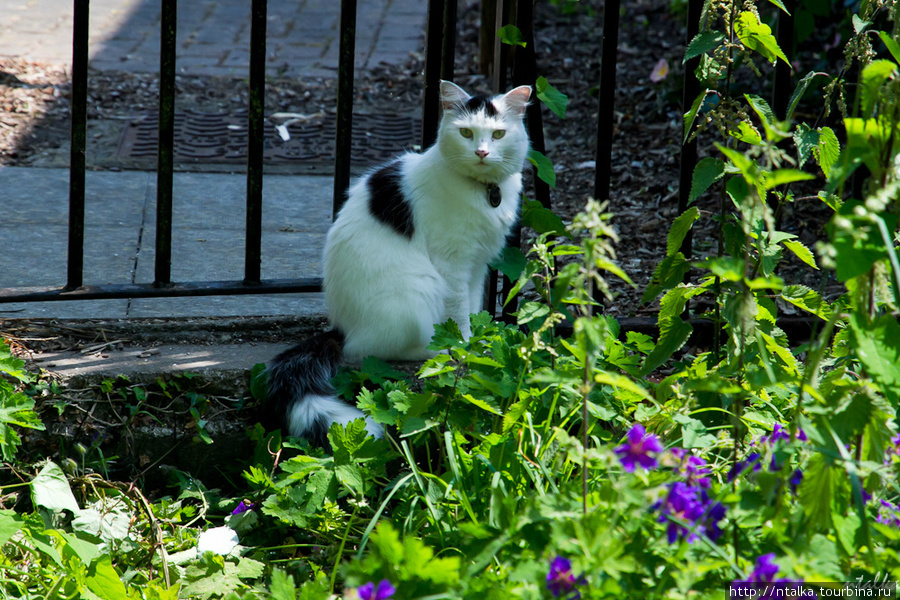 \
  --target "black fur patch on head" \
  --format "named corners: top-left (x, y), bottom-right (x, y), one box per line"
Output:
top-left (464, 95), bottom-right (499, 117)
top-left (368, 160), bottom-right (414, 240)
